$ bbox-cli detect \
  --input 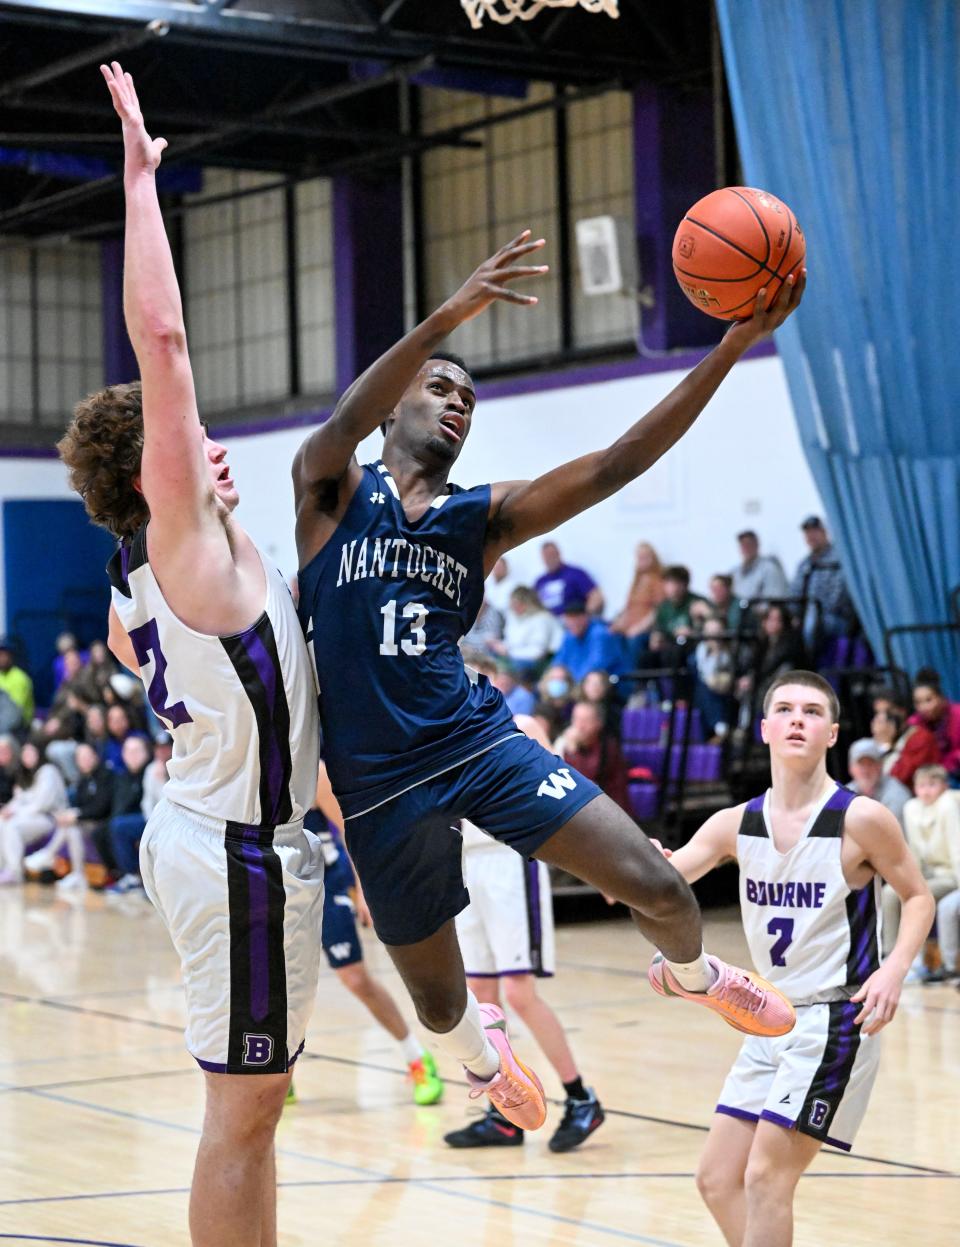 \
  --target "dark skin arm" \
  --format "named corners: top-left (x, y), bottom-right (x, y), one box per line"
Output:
top-left (482, 273), bottom-right (806, 573)
top-left (293, 230), bottom-right (548, 564)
